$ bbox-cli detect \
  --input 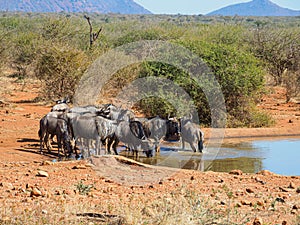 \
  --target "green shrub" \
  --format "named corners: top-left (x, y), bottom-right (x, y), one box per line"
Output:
top-left (136, 37), bottom-right (266, 127)
top-left (75, 180), bottom-right (94, 195)
top-left (138, 61), bottom-right (210, 124)
top-left (227, 103), bottom-right (274, 128)
top-left (35, 43), bottom-right (89, 100)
